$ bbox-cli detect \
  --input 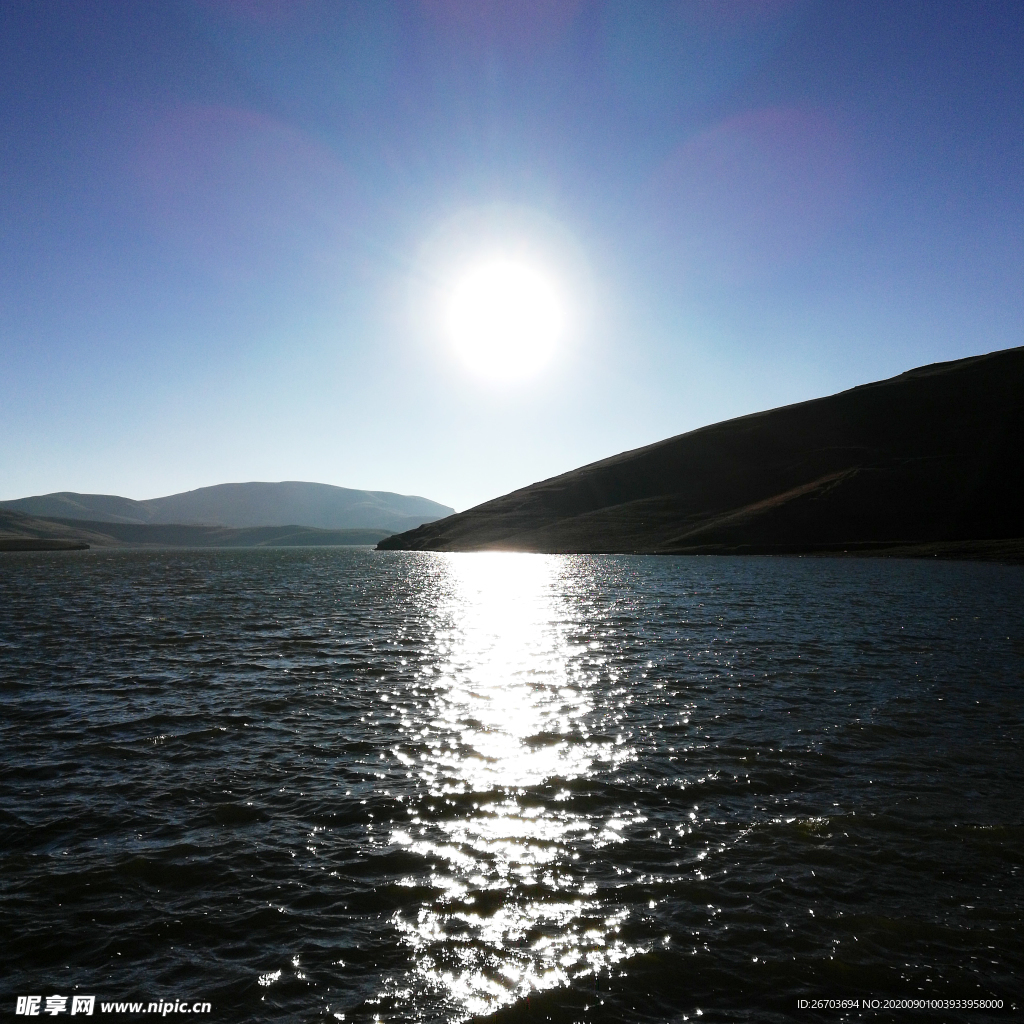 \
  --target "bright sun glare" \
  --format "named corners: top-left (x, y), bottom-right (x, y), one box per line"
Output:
top-left (446, 259), bottom-right (564, 380)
